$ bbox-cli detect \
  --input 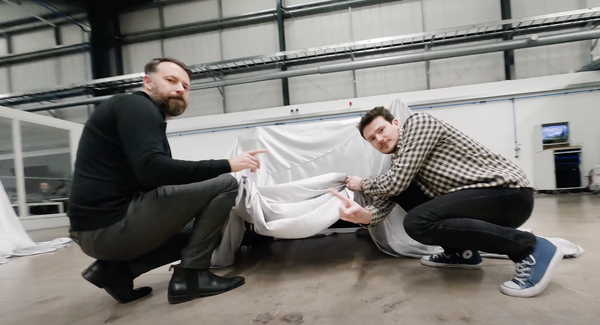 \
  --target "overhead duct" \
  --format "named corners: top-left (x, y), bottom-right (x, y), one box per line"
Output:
top-left (21, 28), bottom-right (600, 112)
top-left (190, 28), bottom-right (600, 89)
